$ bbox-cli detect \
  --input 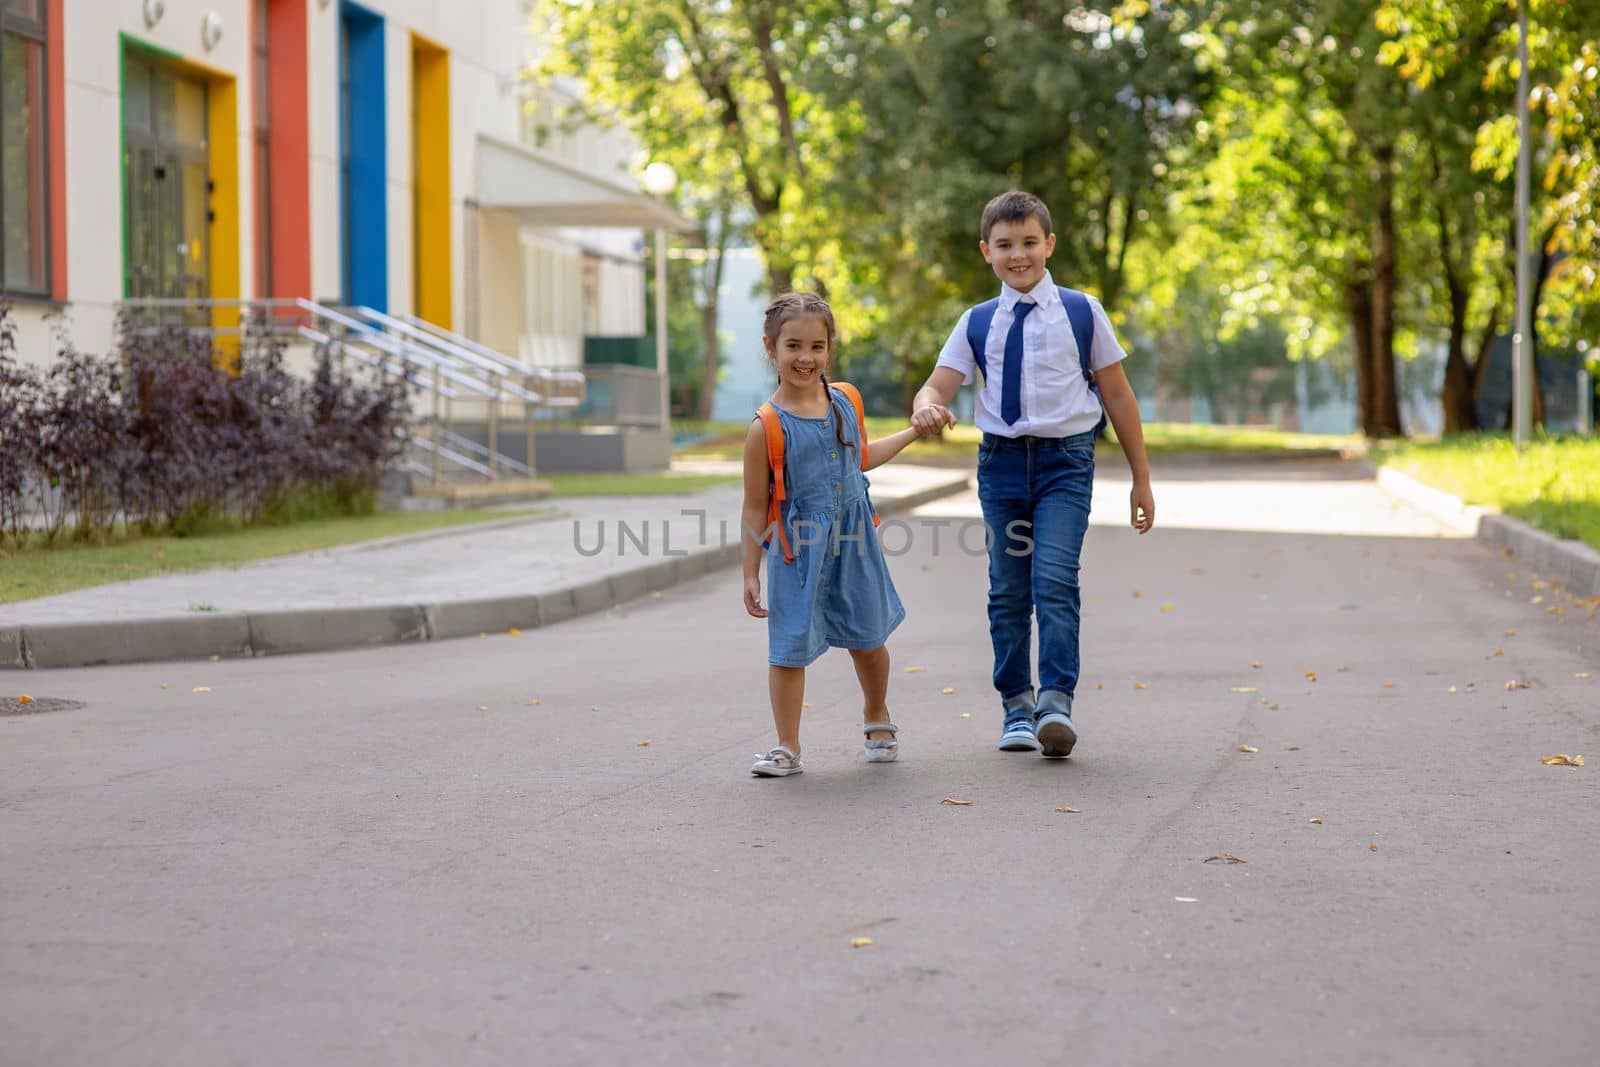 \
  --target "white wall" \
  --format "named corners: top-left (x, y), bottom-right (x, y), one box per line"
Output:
top-left (8, 0), bottom-right (648, 372)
